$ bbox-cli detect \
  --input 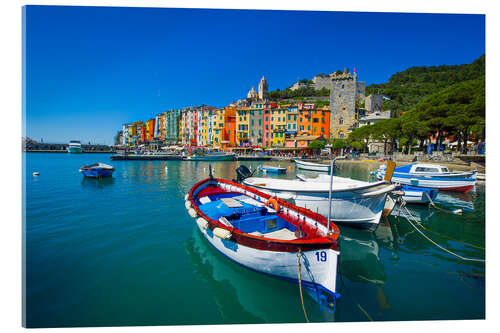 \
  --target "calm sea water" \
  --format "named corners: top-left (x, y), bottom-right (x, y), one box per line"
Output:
top-left (23, 153), bottom-right (485, 327)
